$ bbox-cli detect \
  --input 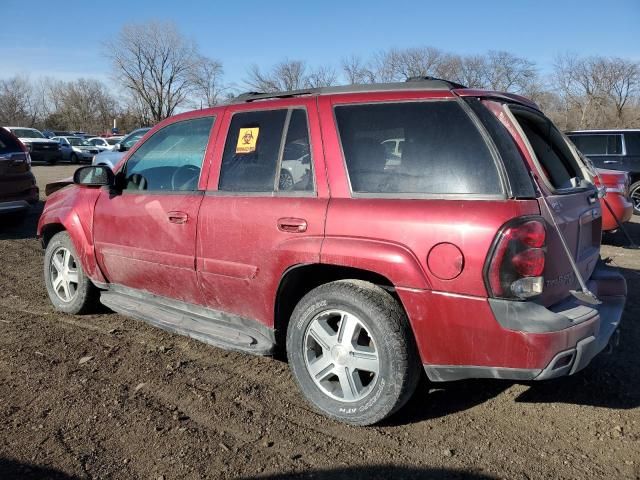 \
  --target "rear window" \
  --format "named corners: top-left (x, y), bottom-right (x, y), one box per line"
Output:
top-left (568, 134), bottom-right (623, 155)
top-left (335, 101), bottom-right (502, 195)
top-left (512, 108), bottom-right (584, 190)
top-left (0, 131), bottom-right (22, 154)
